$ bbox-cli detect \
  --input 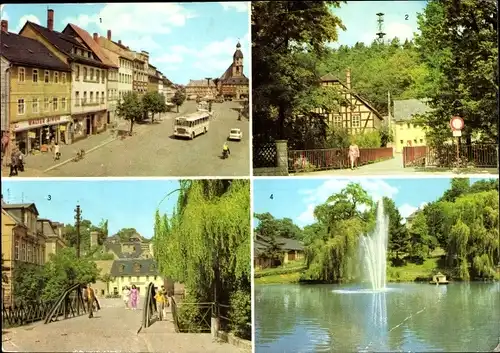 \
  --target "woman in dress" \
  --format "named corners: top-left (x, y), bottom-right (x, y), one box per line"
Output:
top-left (348, 143), bottom-right (360, 170)
top-left (130, 285), bottom-right (139, 310)
top-left (122, 286), bottom-right (131, 309)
